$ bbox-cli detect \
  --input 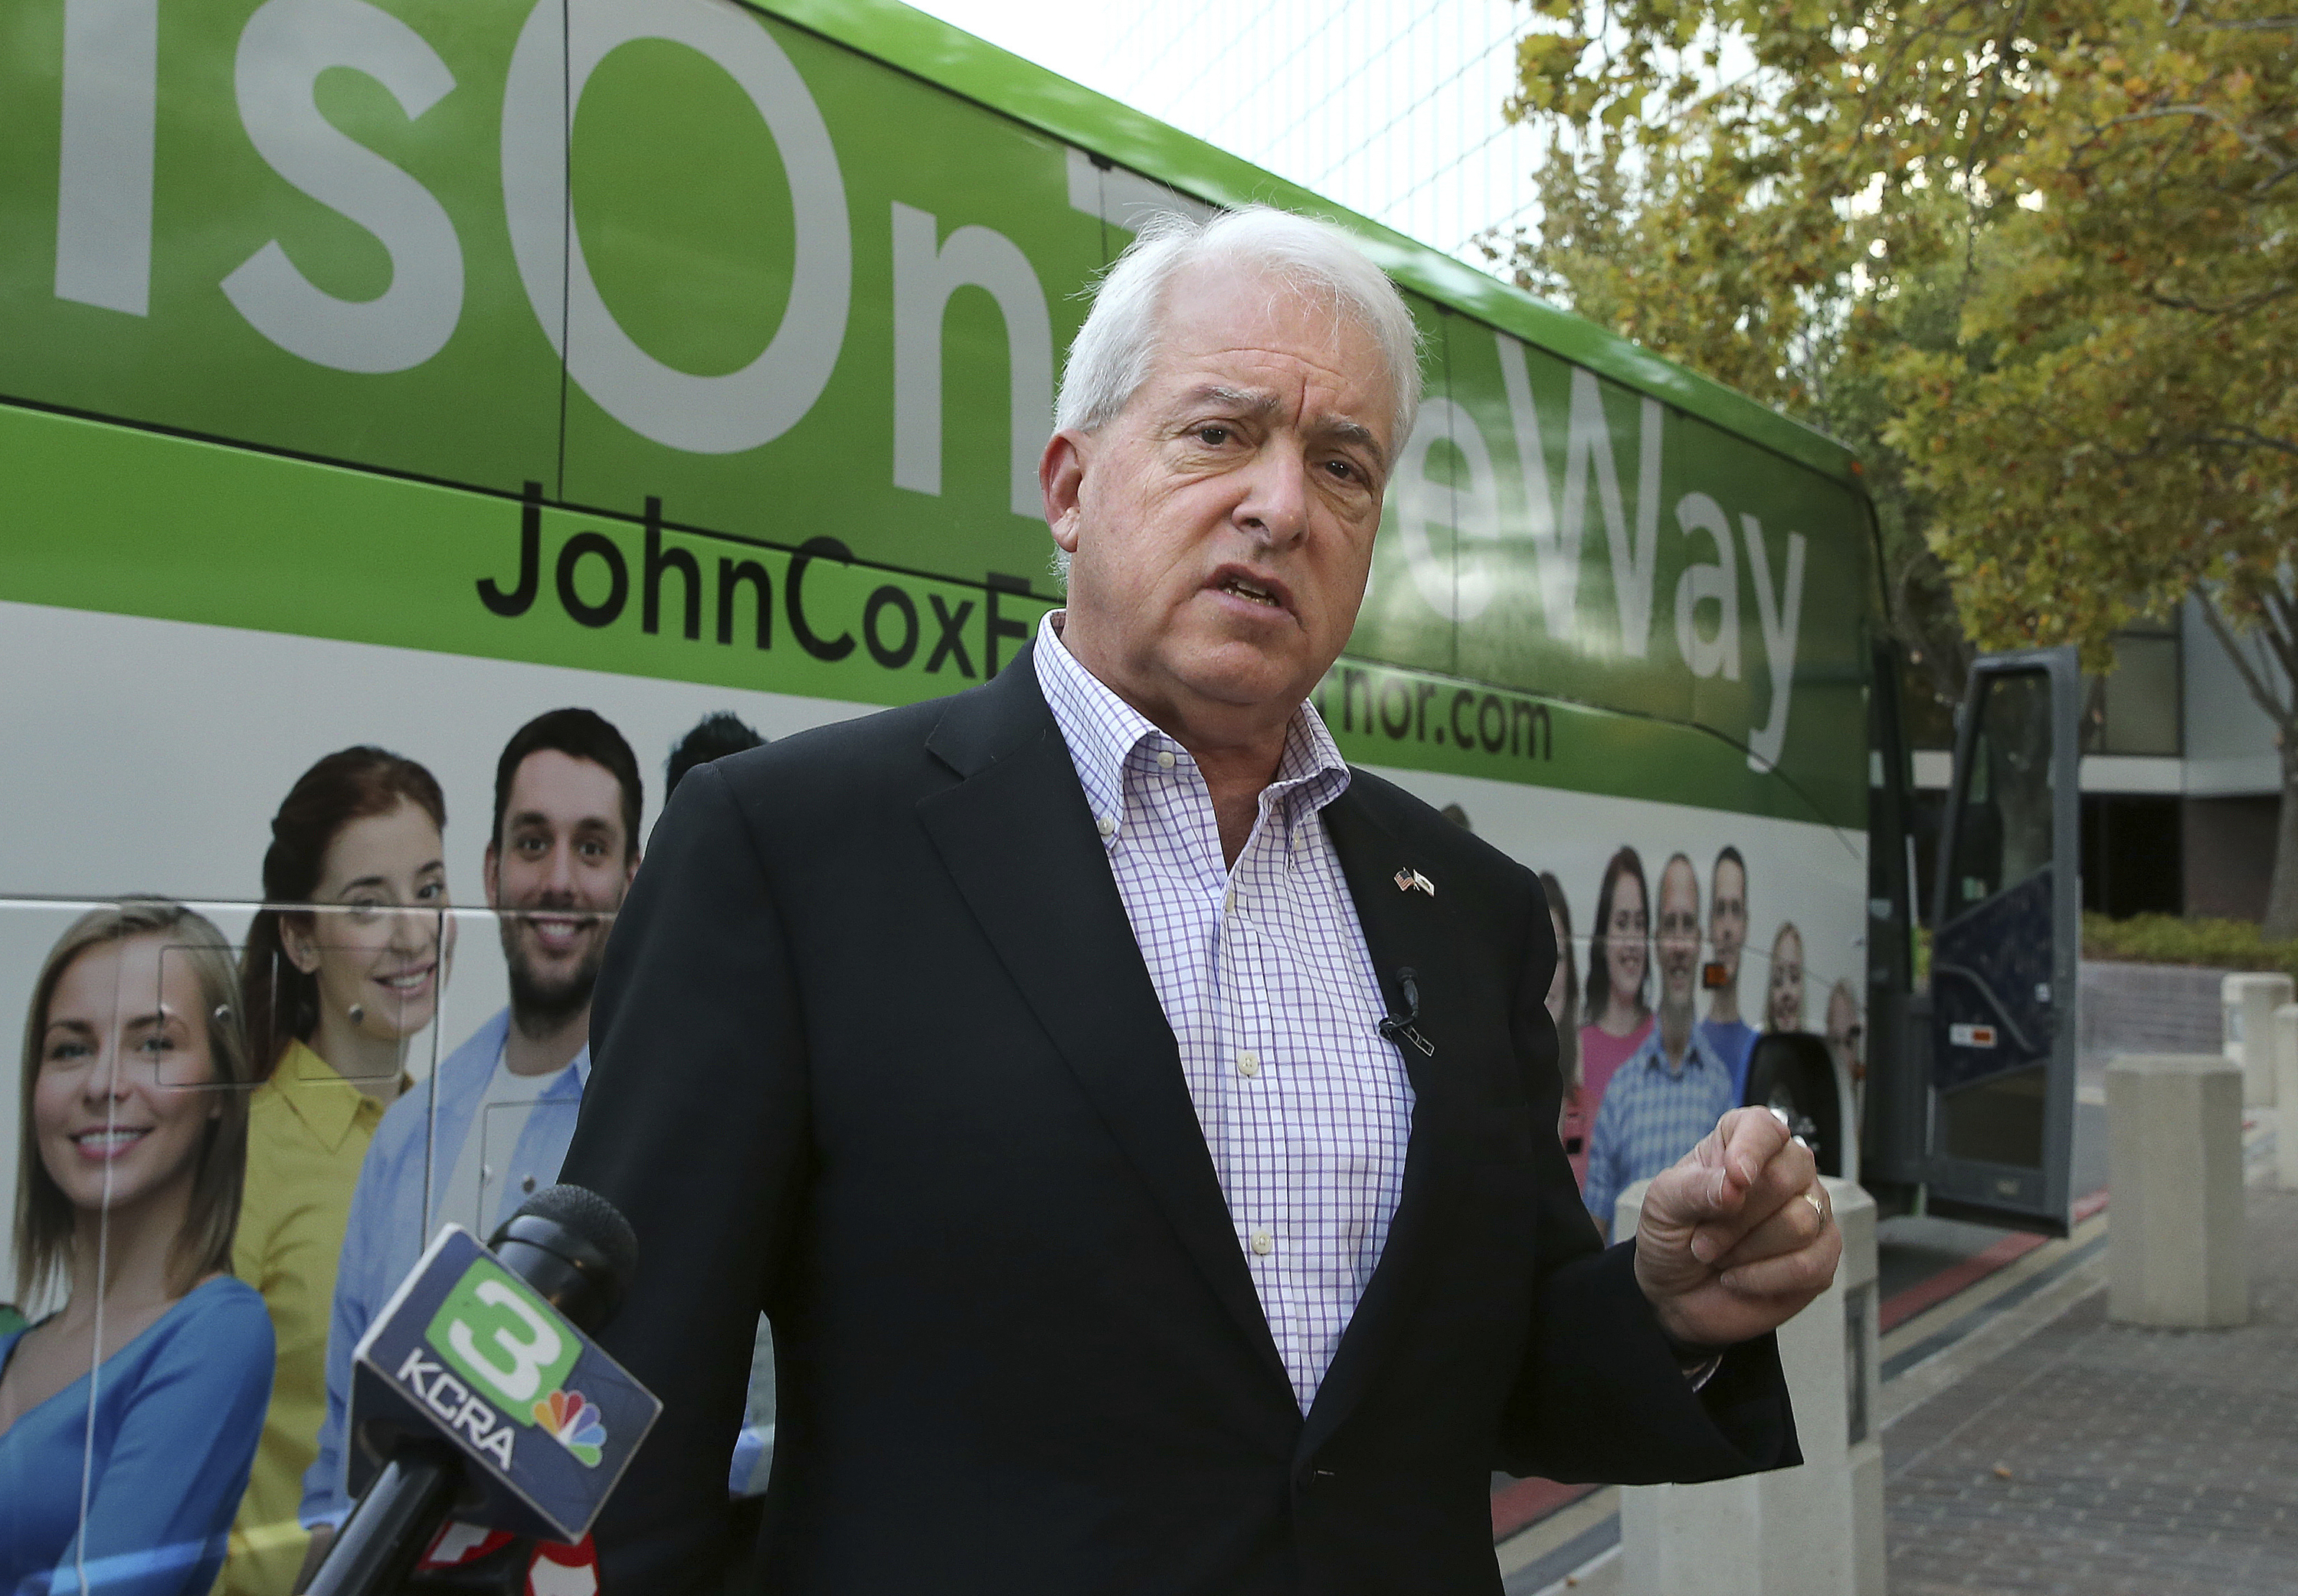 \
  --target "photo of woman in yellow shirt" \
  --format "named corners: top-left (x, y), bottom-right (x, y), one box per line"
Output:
top-left (218, 748), bottom-right (452, 1595)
